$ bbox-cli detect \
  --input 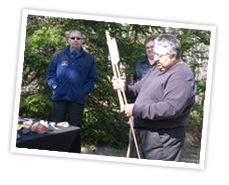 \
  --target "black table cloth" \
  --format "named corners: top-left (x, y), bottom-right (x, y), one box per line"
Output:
top-left (16, 117), bottom-right (81, 153)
